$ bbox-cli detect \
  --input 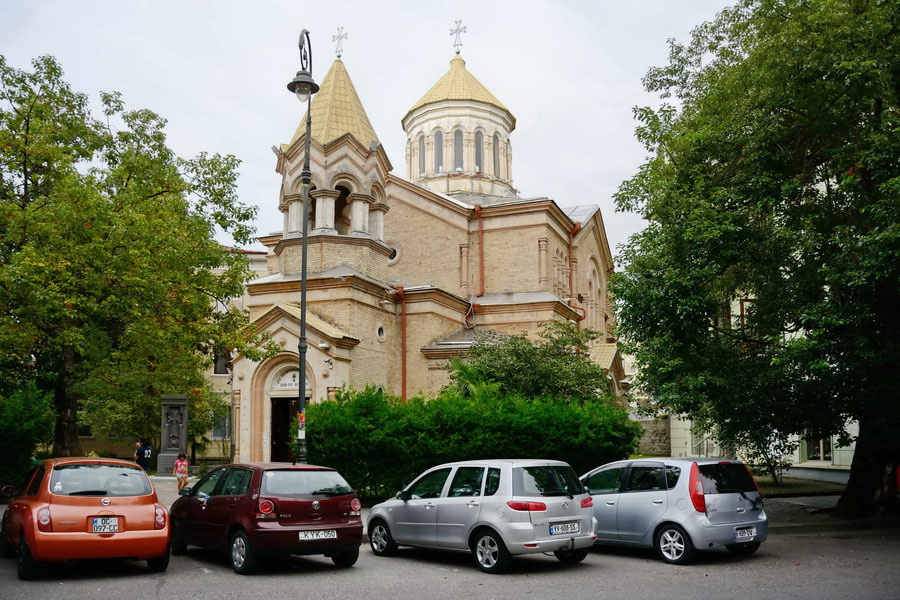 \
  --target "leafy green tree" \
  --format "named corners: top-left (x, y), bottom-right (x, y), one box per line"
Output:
top-left (613, 0), bottom-right (900, 517)
top-left (0, 55), bottom-right (277, 457)
top-left (0, 385), bottom-right (55, 486)
top-left (447, 322), bottom-right (618, 404)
